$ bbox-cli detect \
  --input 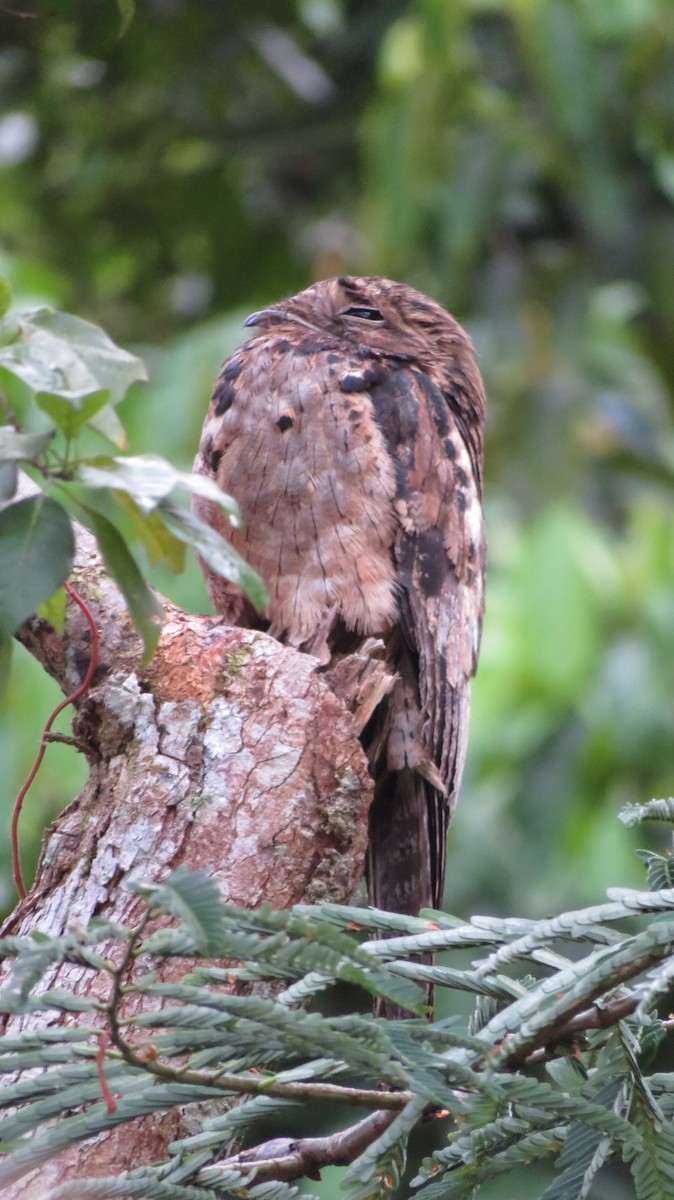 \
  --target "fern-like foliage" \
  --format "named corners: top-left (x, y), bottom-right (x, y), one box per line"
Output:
top-left (2, 812), bottom-right (674, 1199)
